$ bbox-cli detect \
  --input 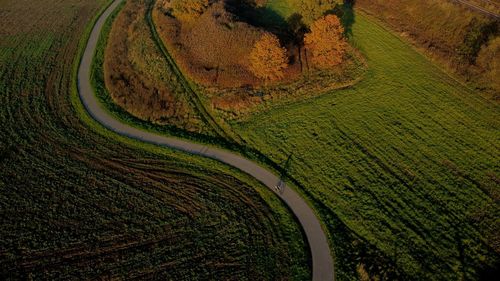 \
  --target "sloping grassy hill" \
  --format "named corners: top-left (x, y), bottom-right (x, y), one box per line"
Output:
top-left (232, 7), bottom-right (499, 280)
top-left (0, 0), bottom-right (309, 279)
top-left (357, 0), bottom-right (500, 95)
